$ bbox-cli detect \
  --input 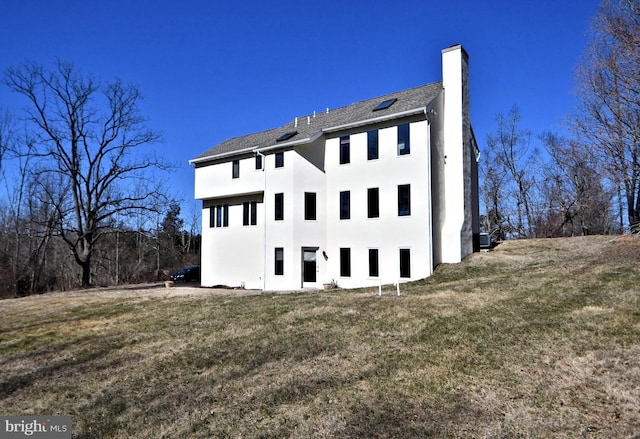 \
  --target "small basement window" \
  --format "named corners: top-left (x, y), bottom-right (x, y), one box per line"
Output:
top-left (276, 131), bottom-right (298, 142)
top-left (372, 98), bottom-right (397, 112)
